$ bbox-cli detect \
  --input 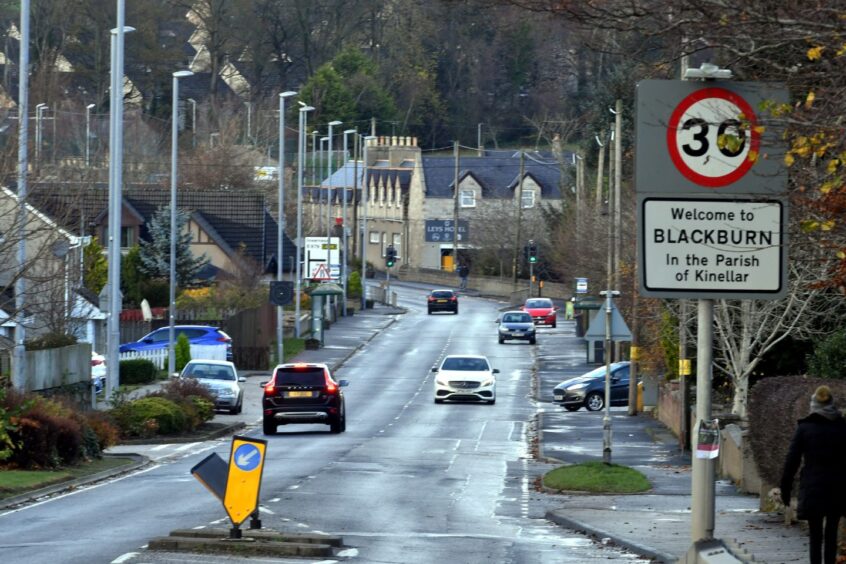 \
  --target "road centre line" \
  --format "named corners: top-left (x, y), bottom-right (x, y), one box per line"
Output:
top-left (110, 552), bottom-right (139, 563)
